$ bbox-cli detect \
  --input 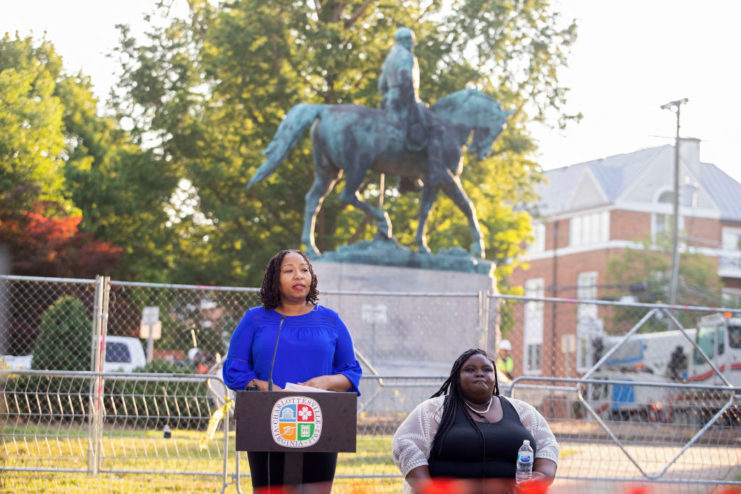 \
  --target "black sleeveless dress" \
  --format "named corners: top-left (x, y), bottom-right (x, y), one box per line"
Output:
top-left (428, 396), bottom-right (537, 479)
